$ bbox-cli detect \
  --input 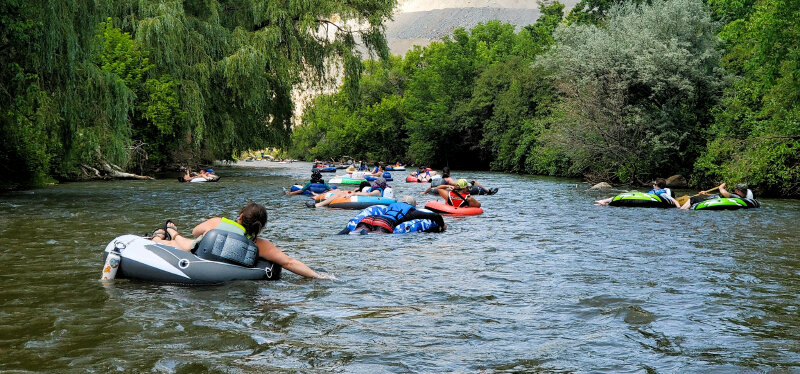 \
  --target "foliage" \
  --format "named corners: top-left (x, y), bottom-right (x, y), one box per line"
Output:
top-left (538, 0), bottom-right (722, 184)
top-left (291, 3), bottom-right (566, 169)
top-left (696, 0), bottom-right (800, 196)
top-left (92, 18), bottom-right (185, 168)
top-left (566, 0), bottom-right (644, 25)
top-left (0, 0), bottom-right (396, 188)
